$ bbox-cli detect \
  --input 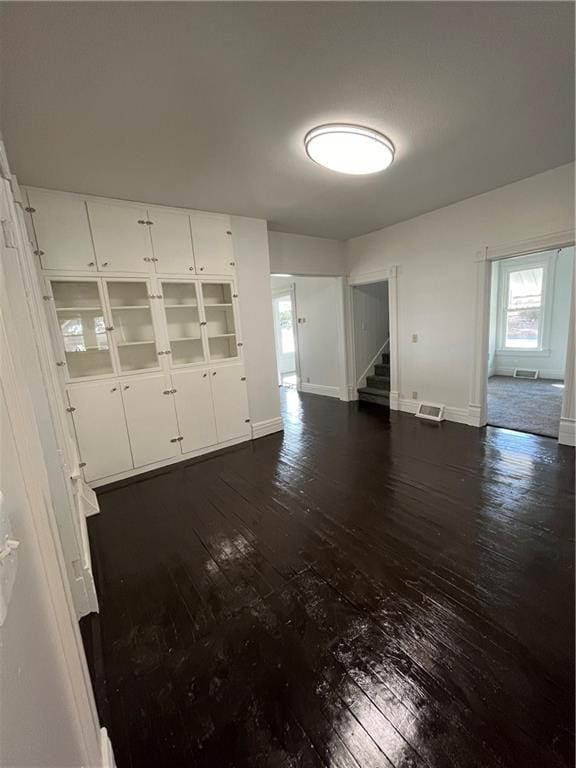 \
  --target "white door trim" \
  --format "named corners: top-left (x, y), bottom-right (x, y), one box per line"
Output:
top-left (346, 267), bottom-right (398, 408)
top-left (469, 229), bottom-right (575, 442)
